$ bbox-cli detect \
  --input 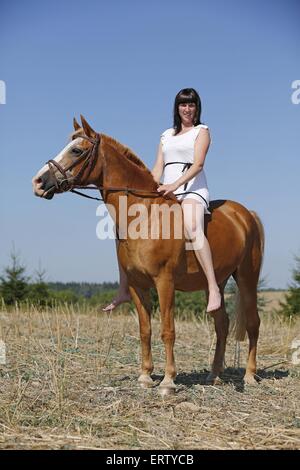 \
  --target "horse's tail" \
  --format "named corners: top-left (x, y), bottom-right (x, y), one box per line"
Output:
top-left (250, 210), bottom-right (265, 275)
top-left (233, 210), bottom-right (265, 341)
